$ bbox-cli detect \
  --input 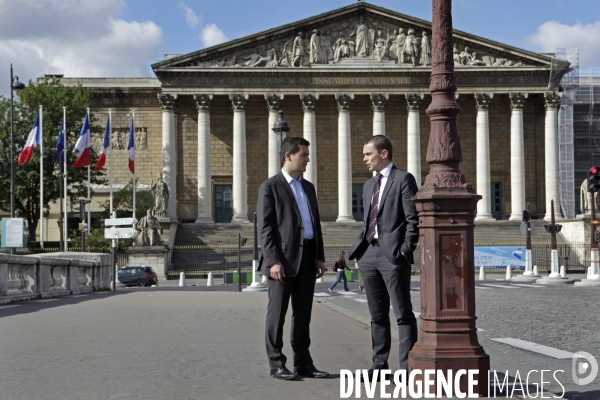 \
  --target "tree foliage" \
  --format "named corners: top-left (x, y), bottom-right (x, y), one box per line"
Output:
top-left (0, 76), bottom-right (106, 240)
